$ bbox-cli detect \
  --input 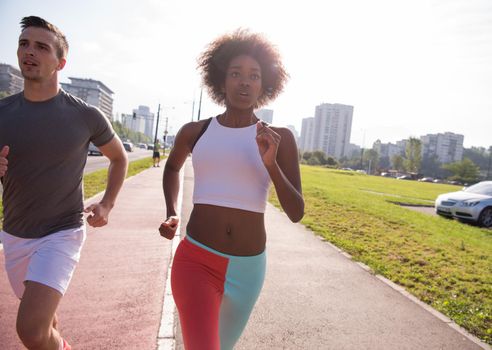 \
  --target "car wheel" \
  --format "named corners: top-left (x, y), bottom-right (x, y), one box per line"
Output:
top-left (478, 207), bottom-right (492, 228)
